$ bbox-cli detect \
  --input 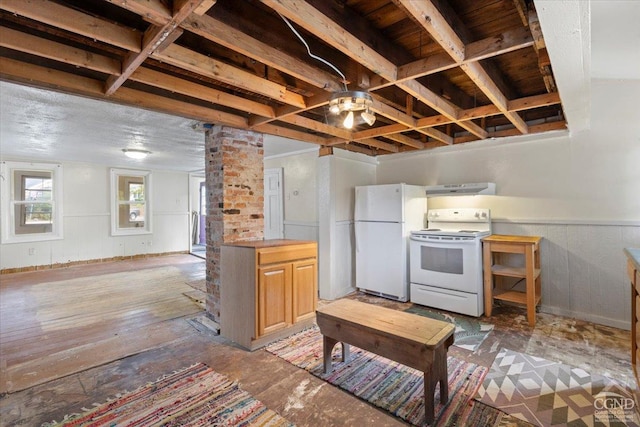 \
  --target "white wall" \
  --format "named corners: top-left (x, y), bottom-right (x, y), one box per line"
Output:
top-left (0, 160), bottom-right (191, 269)
top-left (376, 80), bottom-right (640, 328)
